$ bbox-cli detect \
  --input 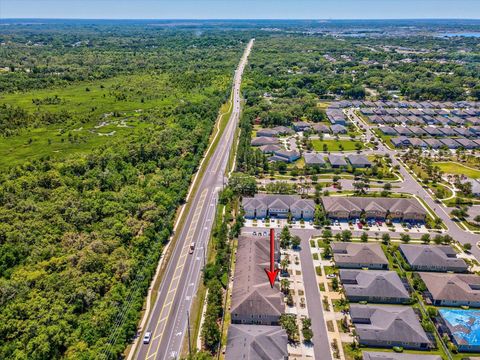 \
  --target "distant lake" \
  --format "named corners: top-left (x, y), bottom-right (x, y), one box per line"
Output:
top-left (440, 32), bottom-right (480, 38)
